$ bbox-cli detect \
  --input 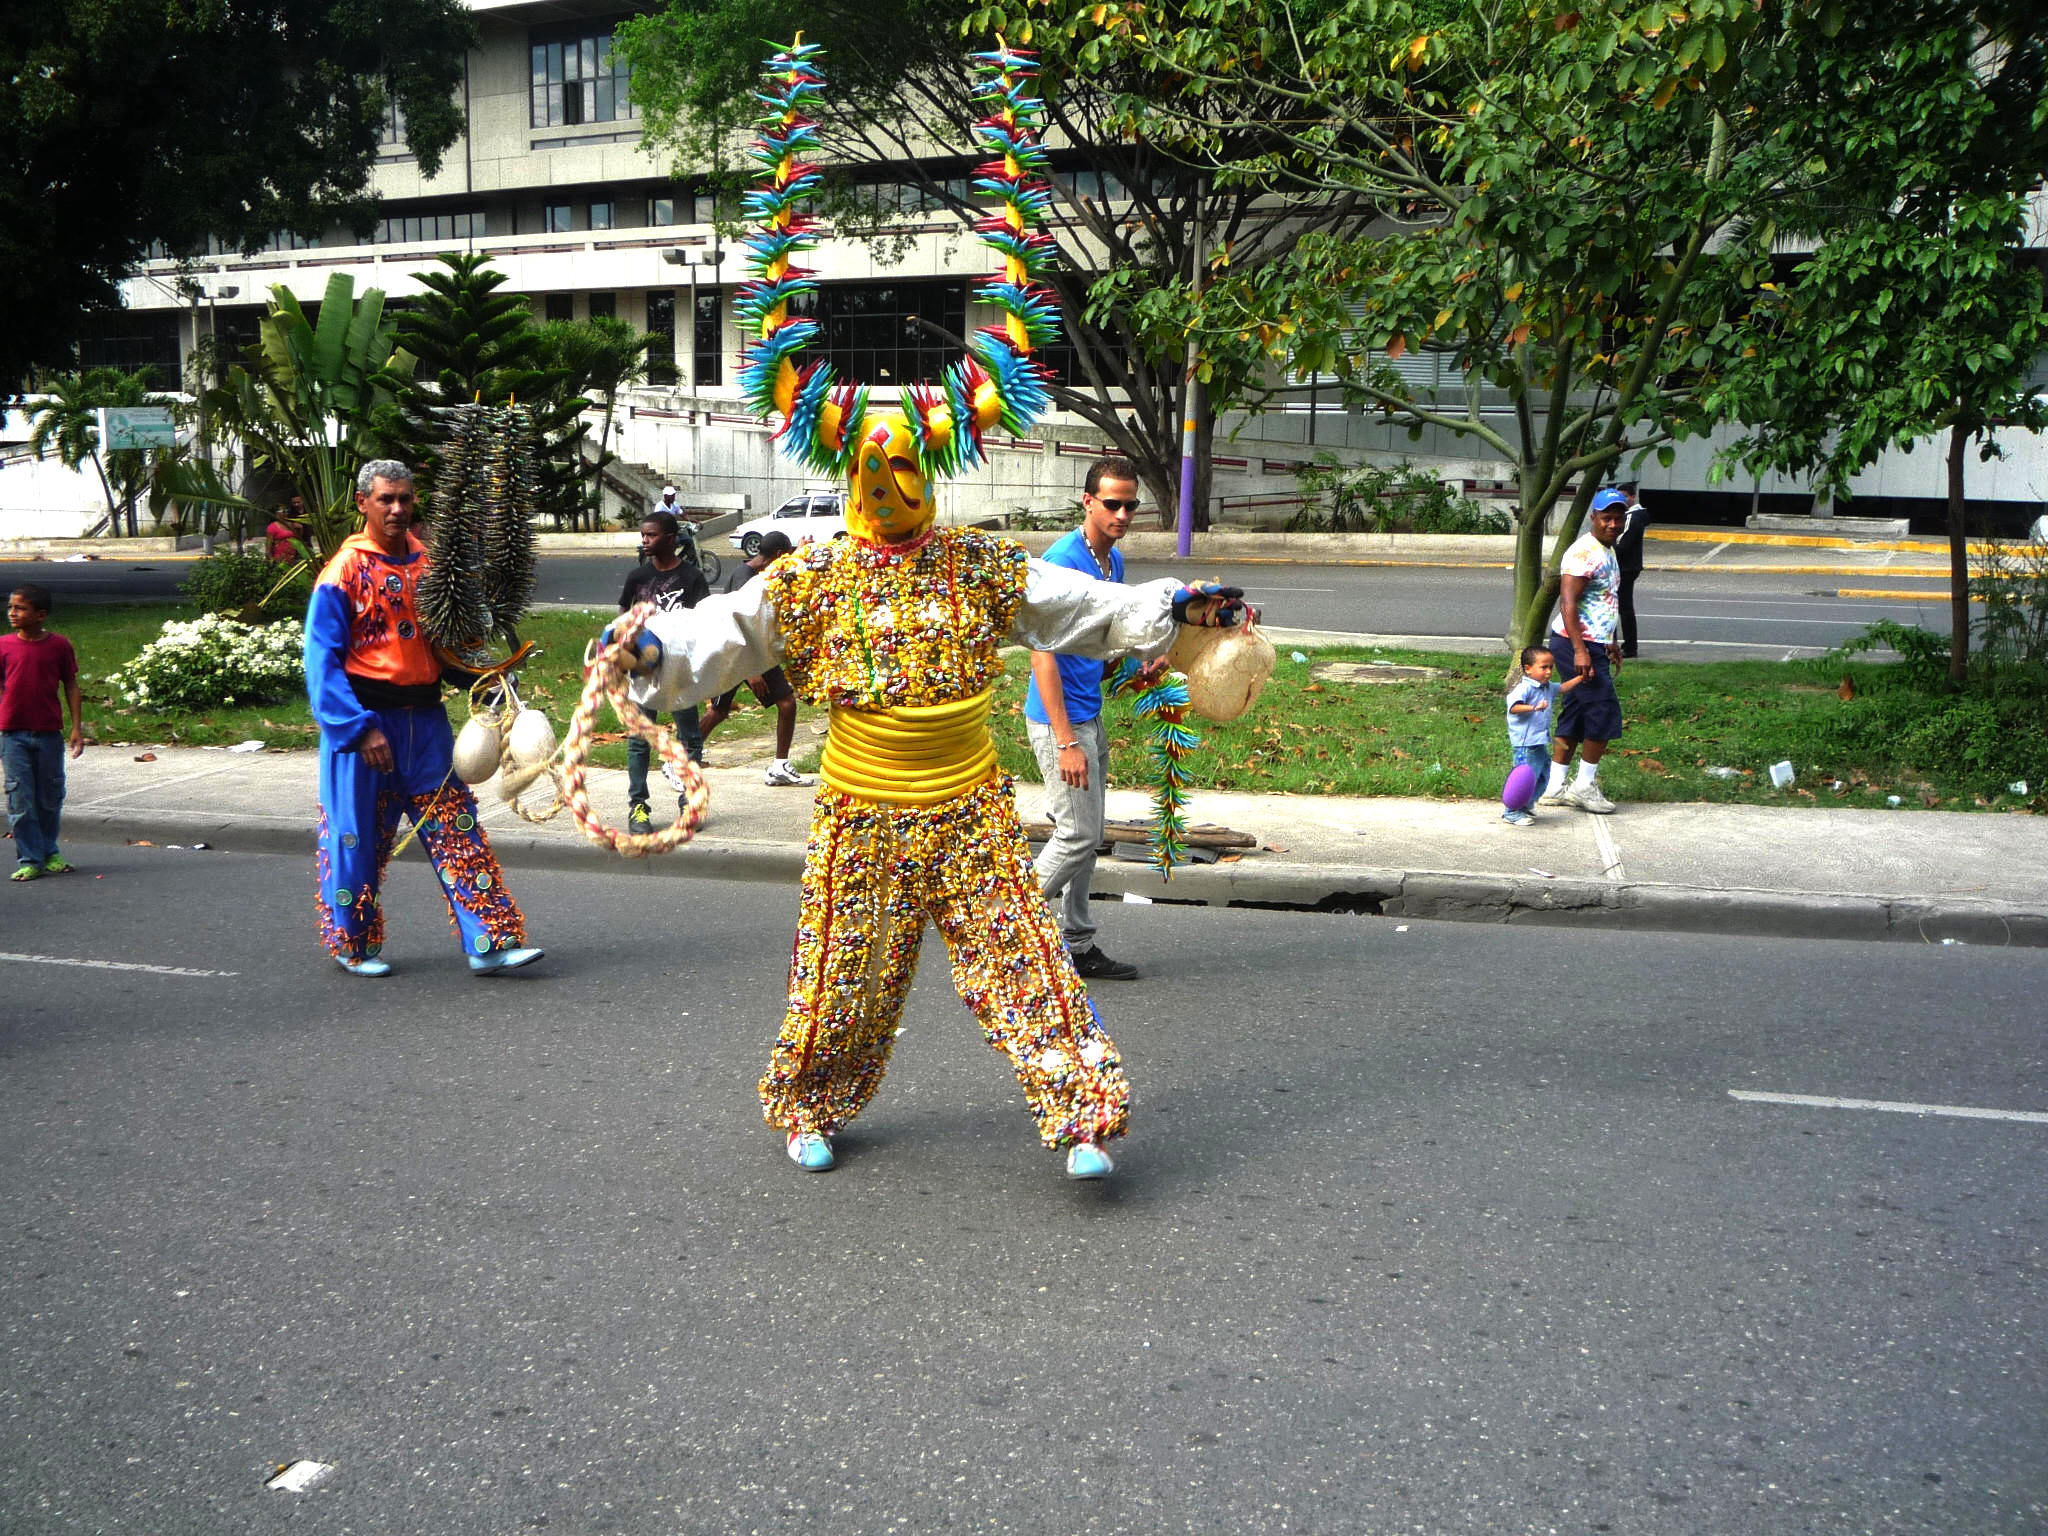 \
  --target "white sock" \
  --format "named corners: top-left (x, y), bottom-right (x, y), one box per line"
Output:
top-left (1545, 761), bottom-right (1569, 795)
top-left (1573, 759), bottom-right (1600, 788)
